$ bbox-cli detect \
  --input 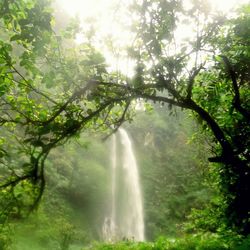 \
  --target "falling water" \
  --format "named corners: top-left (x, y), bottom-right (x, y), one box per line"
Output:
top-left (102, 128), bottom-right (144, 241)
